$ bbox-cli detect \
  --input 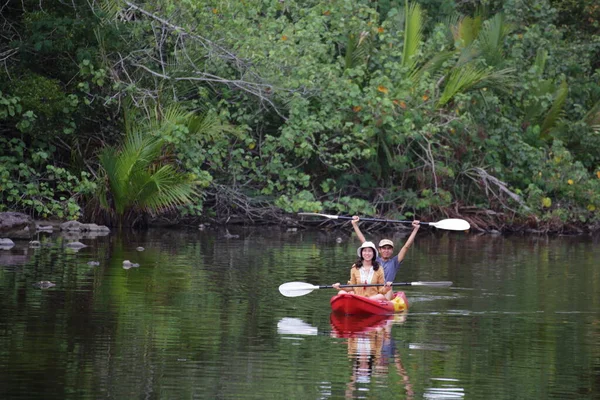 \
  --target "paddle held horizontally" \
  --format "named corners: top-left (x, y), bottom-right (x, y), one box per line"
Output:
top-left (279, 281), bottom-right (453, 297)
top-left (297, 213), bottom-right (470, 231)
